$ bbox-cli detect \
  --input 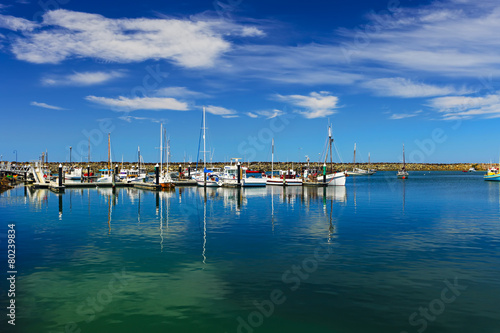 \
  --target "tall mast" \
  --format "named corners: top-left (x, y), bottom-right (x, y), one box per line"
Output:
top-left (203, 106), bottom-right (206, 170)
top-left (107, 133), bottom-right (111, 175)
top-left (167, 138), bottom-right (170, 173)
top-left (329, 125), bottom-right (333, 173)
top-left (403, 144), bottom-right (406, 169)
top-left (138, 146), bottom-right (141, 171)
top-left (353, 143), bottom-right (356, 165)
top-left (271, 138), bottom-right (274, 177)
top-left (368, 152), bottom-right (371, 169)
top-left (88, 138), bottom-right (90, 164)
top-left (160, 123), bottom-right (163, 176)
